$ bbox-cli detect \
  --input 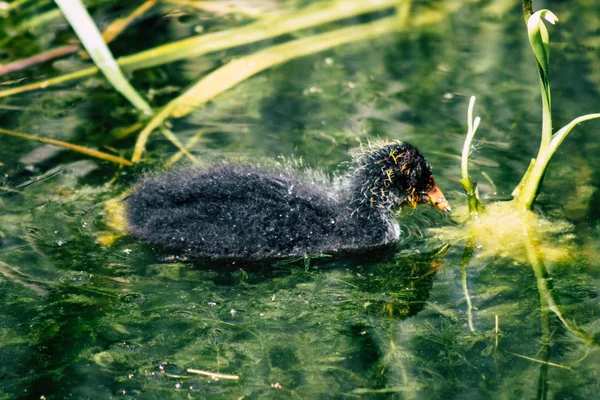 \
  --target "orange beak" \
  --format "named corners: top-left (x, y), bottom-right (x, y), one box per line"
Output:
top-left (427, 183), bottom-right (451, 212)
